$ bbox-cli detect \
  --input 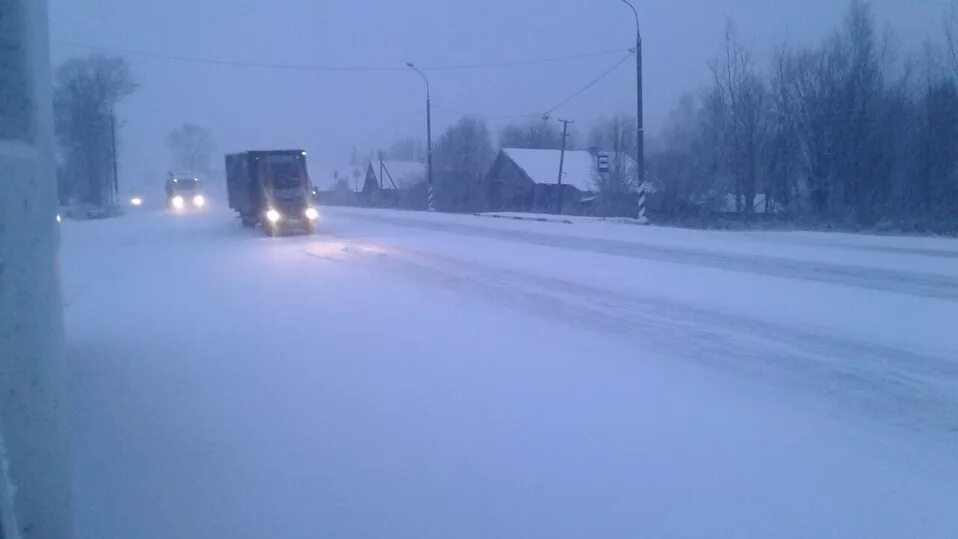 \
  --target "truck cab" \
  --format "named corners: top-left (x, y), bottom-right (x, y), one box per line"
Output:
top-left (226, 150), bottom-right (317, 235)
top-left (165, 174), bottom-right (206, 211)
